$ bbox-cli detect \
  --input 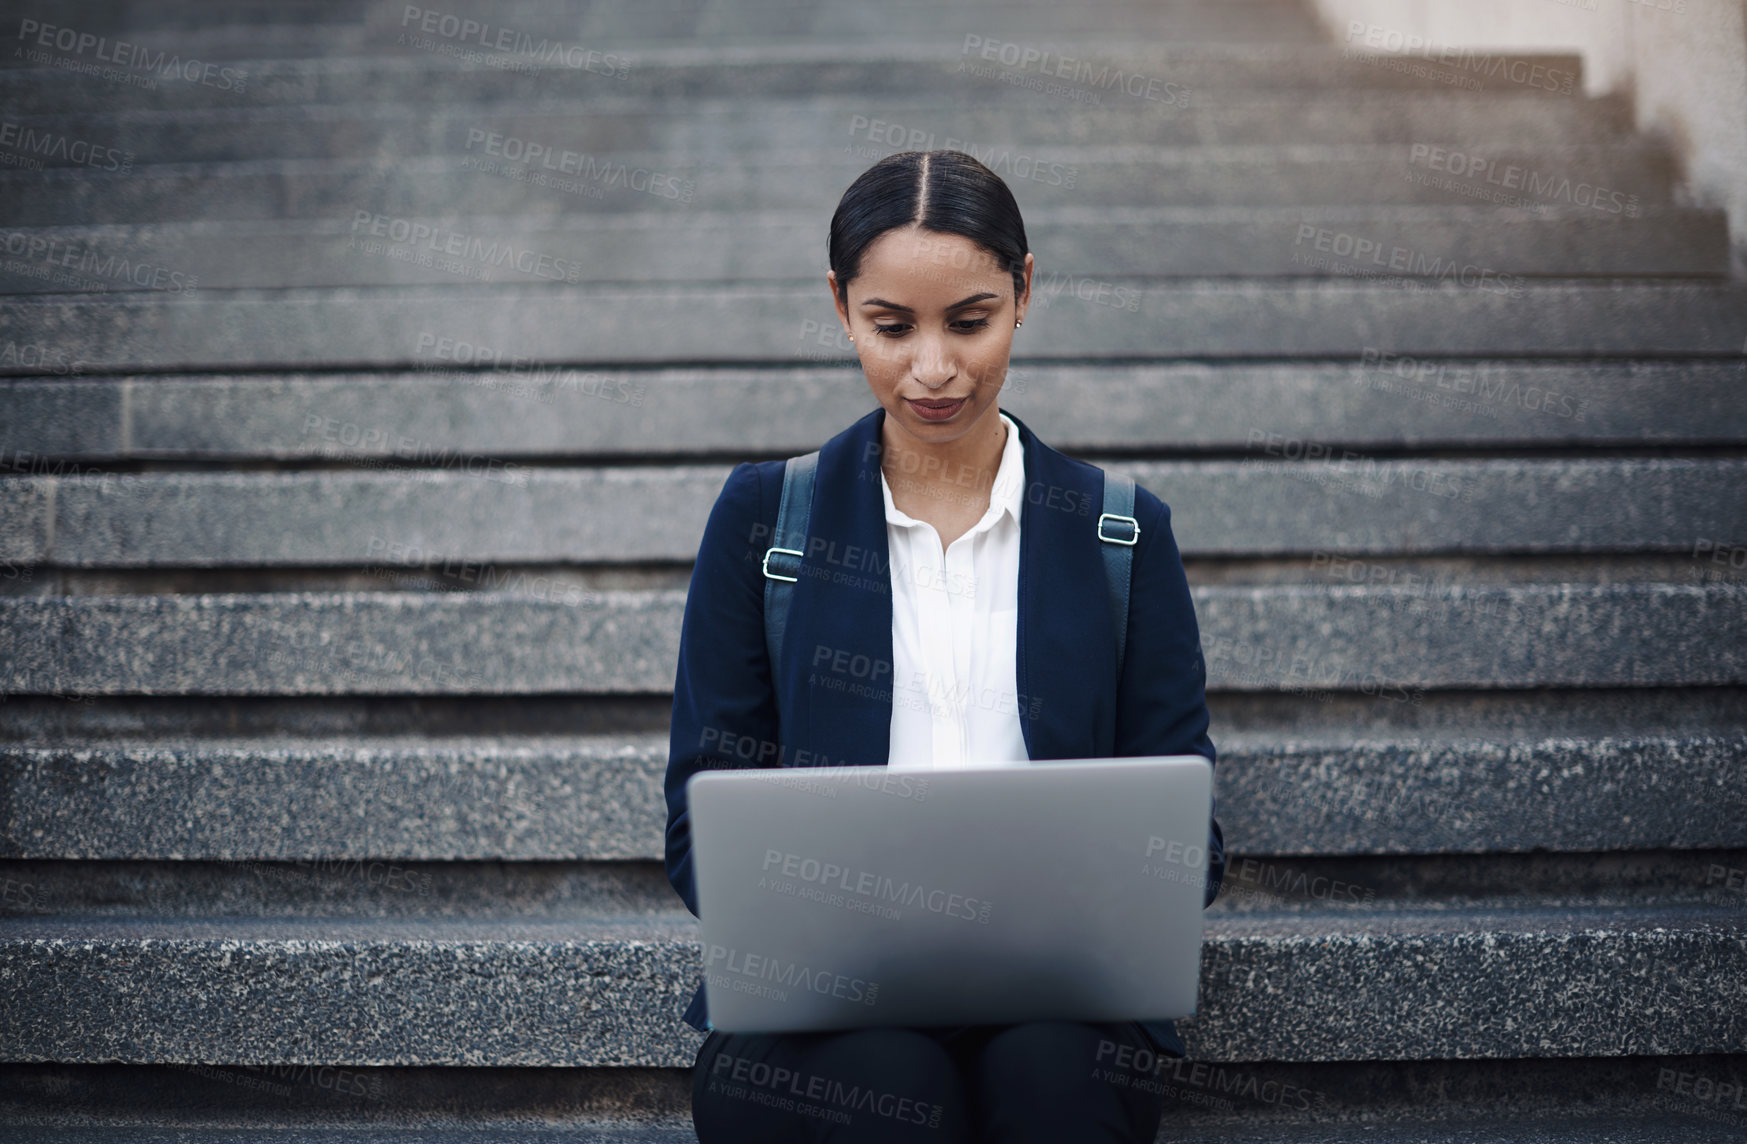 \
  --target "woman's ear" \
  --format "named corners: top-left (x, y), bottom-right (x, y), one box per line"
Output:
top-left (826, 271), bottom-right (853, 342)
top-left (1015, 252), bottom-right (1035, 327)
